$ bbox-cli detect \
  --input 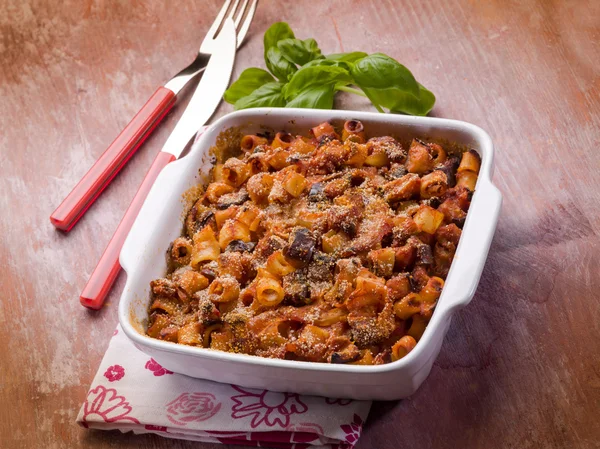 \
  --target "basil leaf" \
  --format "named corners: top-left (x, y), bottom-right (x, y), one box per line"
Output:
top-left (360, 84), bottom-right (435, 116)
top-left (265, 46), bottom-right (298, 81)
top-left (264, 22), bottom-right (295, 52)
top-left (284, 65), bottom-right (352, 101)
top-left (351, 53), bottom-right (419, 96)
top-left (326, 52), bottom-right (368, 63)
top-left (226, 22), bottom-right (436, 116)
top-left (298, 55), bottom-right (363, 88)
top-left (234, 82), bottom-right (286, 110)
top-left (302, 58), bottom-right (351, 70)
top-left (389, 84), bottom-right (436, 116)
top-left (351, 53), bottom-right (434, 115)
top-left (277, 38), bottom-right (323, 66)
top-left (285, 84), bottom-right (335, 109)
top-left (223, 68), bottom-right (275, 104)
